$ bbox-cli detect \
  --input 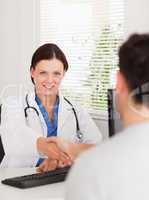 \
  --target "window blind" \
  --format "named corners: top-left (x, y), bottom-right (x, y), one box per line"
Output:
top-left (39, 0), bottom-right (125, 114)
